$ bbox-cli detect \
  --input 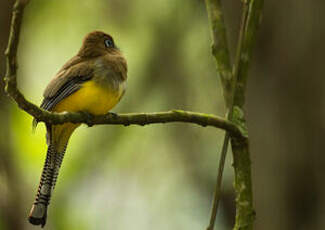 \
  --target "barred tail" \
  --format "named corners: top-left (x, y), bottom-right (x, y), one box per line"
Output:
top-left (28, 144), bottom-right (66, 227)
